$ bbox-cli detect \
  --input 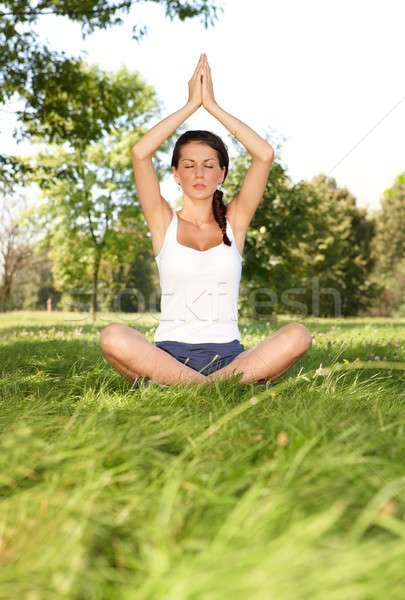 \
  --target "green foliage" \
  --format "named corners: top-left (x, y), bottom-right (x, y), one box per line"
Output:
top-left (294, 175), bottom-right (381, 317)
top-left (226, 150), bottom-right (380, 318)
top-left (225, 149), bottom-right (310, 320)
top-left (5, 248), bottom-right (61, 310)
top-left (20, 64), bottom-right (163, 318)
top-left (368, 174), bottom-right (405, 315)
top-left (0, 0), bottom-right (221, 178)
top-left (373, 258), bottom-right (405, 318)
top-left (378, 173), bottom-right (405, 271)
top-left (0, 196), bottom-right (35, 311)
top-left (100, 248), bottom-right (158, 313)
top-left (24, 62), bottom-right (159, 147)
